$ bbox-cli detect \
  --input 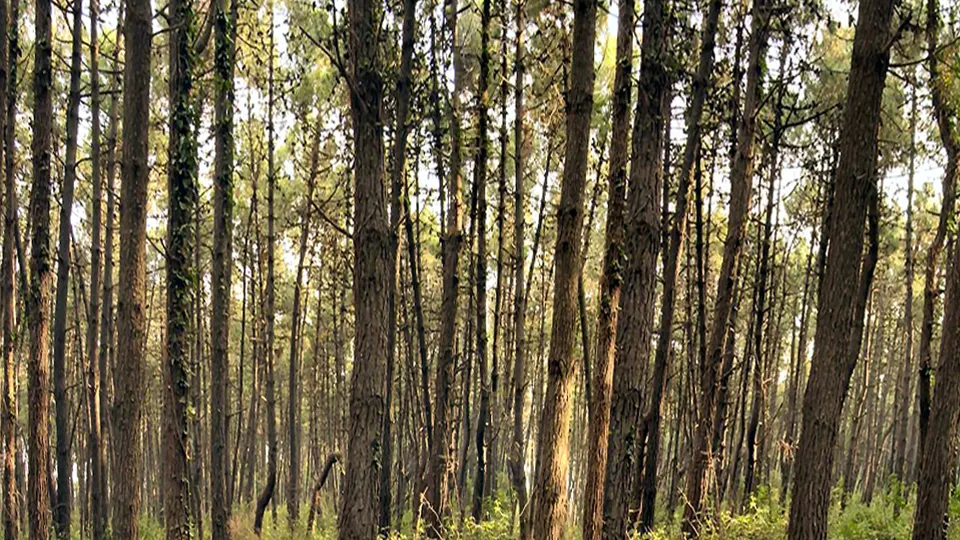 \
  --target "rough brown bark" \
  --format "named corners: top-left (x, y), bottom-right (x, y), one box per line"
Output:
top-left (786, 0), bottom-right (894, 534)
top-left (27, 0), bottom-right (54, 530)
top-left (338, 0), bottom-right (390, 534)
top-left (912, 0), bottom-right (960, 535)
top-left (528, 0), bottom-right (596, 536)
top-left (210, 0), bottom-right (236, 535)
top-left (601, 0), bottom-right (670, 533)
top-left (112, 0), bottom-right (152, 532)
top-left (917, 0), bottom-right (959, 467)
top-left (426, 0), bottom-right (464, 535)
top-left (580, 0), bottom-right (632, 535)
